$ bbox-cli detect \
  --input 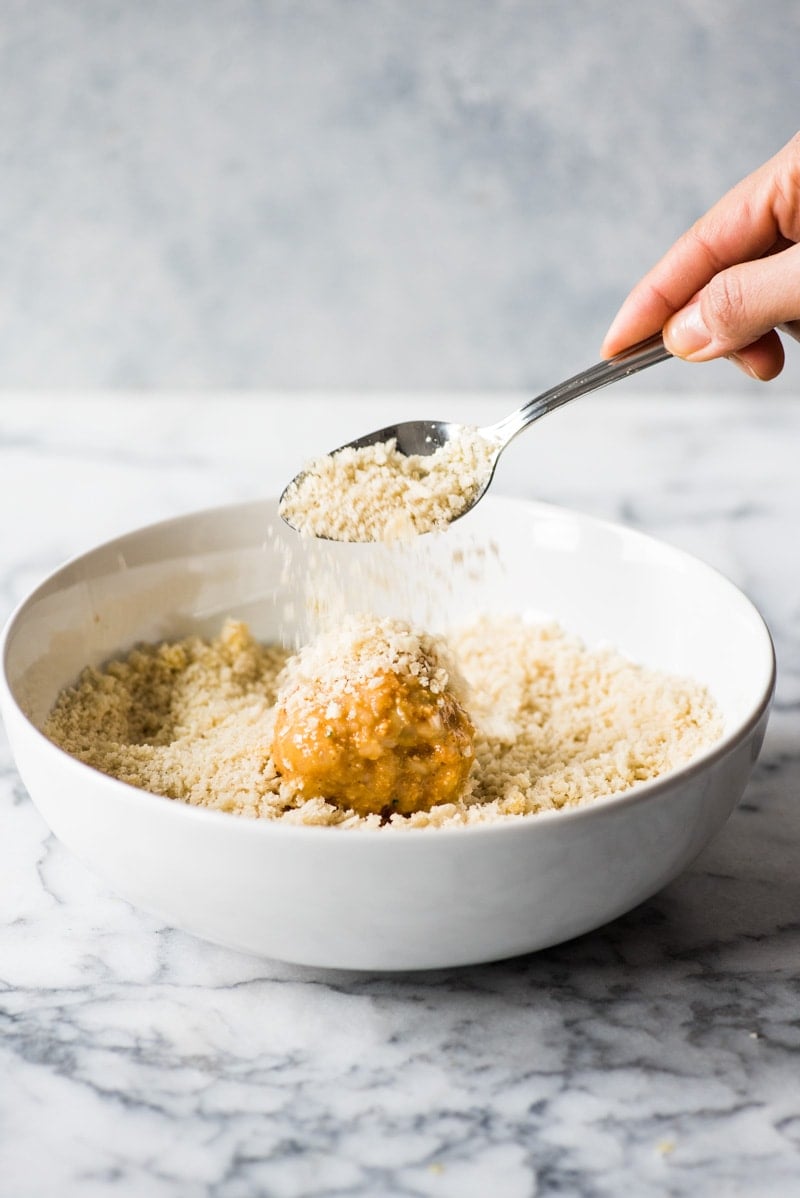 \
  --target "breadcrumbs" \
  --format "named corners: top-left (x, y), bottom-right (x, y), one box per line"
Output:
top-left (44, 616), bottom-right (723, 827)
top-left (279, 427), bottom-right (497, 541)
top-left (278, 615), bottom-right (468, 705)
